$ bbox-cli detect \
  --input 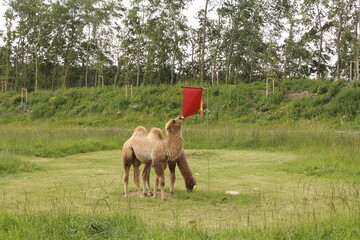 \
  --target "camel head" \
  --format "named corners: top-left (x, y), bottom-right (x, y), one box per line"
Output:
top-left (165, 116), bottom-right (183, 133)
top-left (186, 176), bottom-right (196, 192)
